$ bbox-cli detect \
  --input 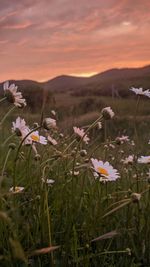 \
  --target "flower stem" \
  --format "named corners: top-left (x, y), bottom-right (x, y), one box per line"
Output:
top-left (0, 97), bottom-right (7, 103)
top-left (0, 106), bottom-right (16, 126)
top-left (0, 148), bottom-right (12, 187)
top-left (2, 133), bottom-right (16, 146)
